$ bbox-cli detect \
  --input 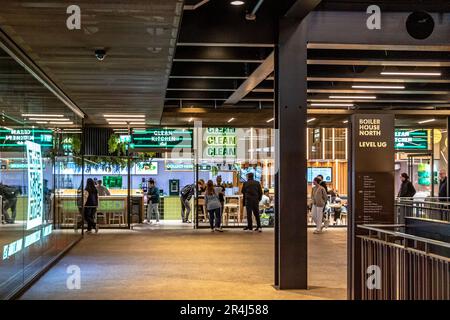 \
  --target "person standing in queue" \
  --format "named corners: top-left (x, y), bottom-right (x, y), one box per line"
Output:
top-left (146, 179), bottom-right (160, 225)
top-left (397, 173), bottom-right (416, 198)
top-left (311, 177), bottom-right (328, 234)
top-left (242, 172), bottom-right (263, 232)
top-left (205, 180), bottom-right (223, 232)
top-left (215, 175), bottom-right (226, 217)
top-left (84, 178), bottom-right (99, 234)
